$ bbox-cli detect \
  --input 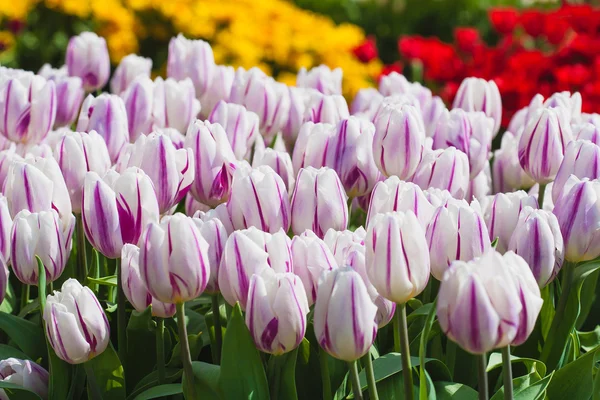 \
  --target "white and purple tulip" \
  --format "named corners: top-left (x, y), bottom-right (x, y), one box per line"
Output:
top-left (192, 215), bottom-right (228, 294)
top-left (38, 64), bottom-right (84, 129)
top-left (297, 65), bottom-right (342, 96)
top-left (292, 122), bottom-right (336, 173)
top-left (0, 358), bottom-right (48, 400)
top-left (303, 93), bottom-right (349, 125)
top-left (167, 34), bottom-right (215, 100)
top-left (412, 147), bottom-right (470, 199)
top-left (110, 54), bottom-right (152, 95)
top-left (552, 139), bottom-right (600, 203)
top-left (452, 77), bottom-right (502, 137)
top-left (252, 147), bottom-right (295, 192)
top-left (66, 32), bottom-right (110, 92)
top-left (208, 101), bottom-right (261, 160)
top-left (492, 131), bottom-right (535, 193)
